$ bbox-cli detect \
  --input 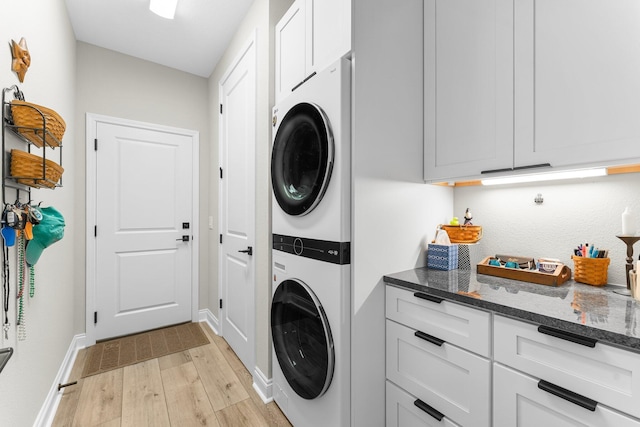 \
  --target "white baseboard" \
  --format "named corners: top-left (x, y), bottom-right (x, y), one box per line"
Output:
top-left (198, 308), bottom-right (219, 334)
top-left (253, 365), bottom-right (273, 403)
top-left (34, 333), bottom-right (87, 427)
